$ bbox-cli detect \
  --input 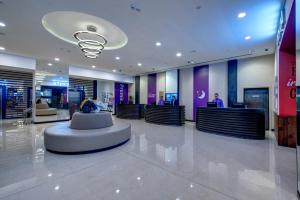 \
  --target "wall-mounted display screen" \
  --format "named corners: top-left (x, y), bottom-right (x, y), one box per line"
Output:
top-left (41, 89), bottom-right (52, 97)
top-left (165, 93), bottom-right (178, 101)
